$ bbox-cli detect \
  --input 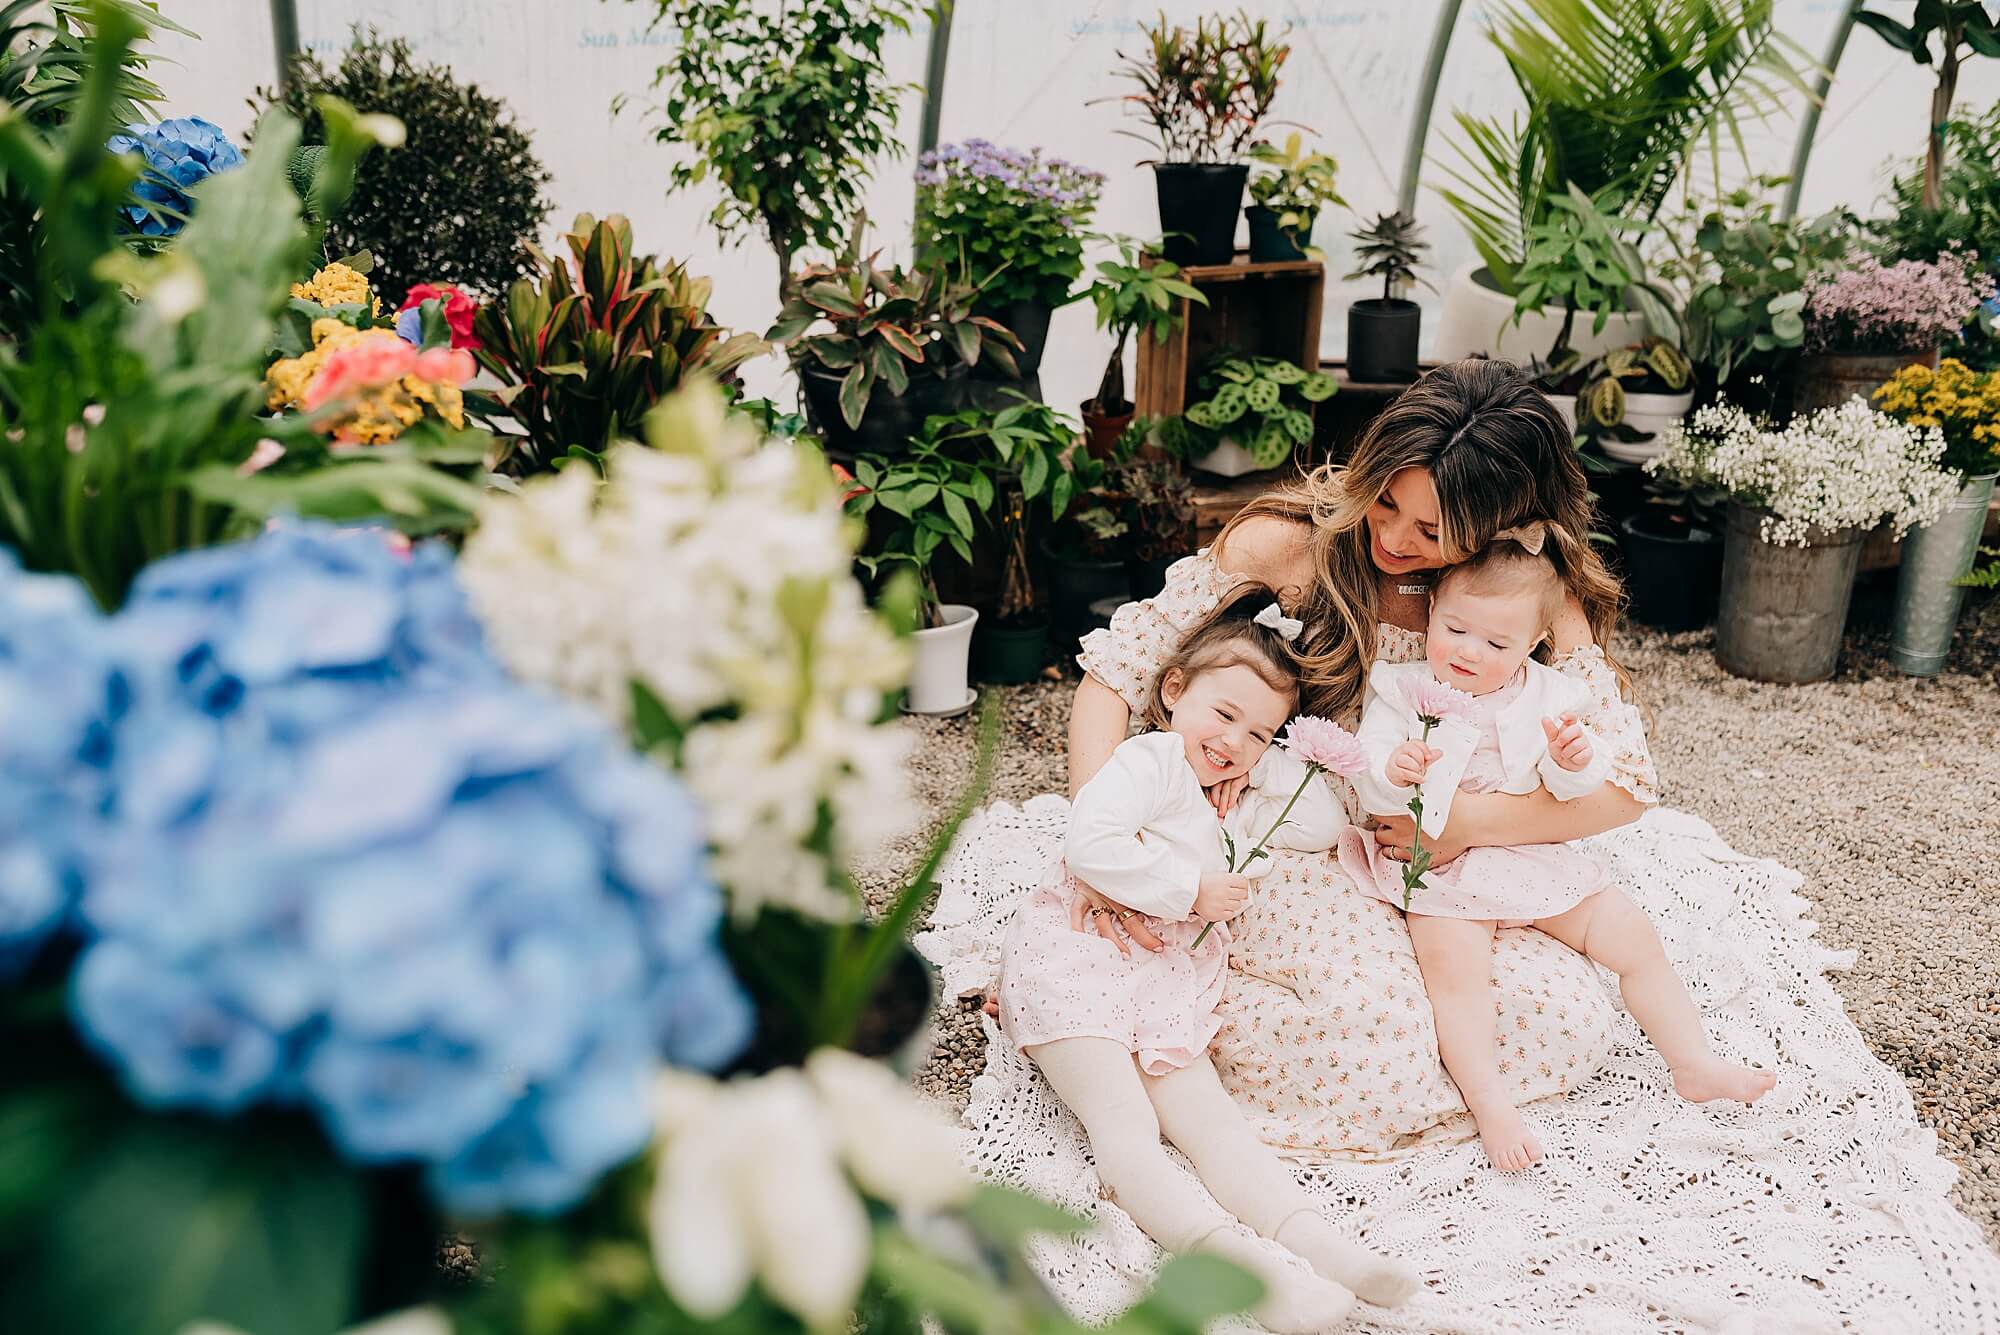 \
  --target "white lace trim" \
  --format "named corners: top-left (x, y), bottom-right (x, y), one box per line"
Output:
top-left (916, 804), bottom-right (2000, 1333)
